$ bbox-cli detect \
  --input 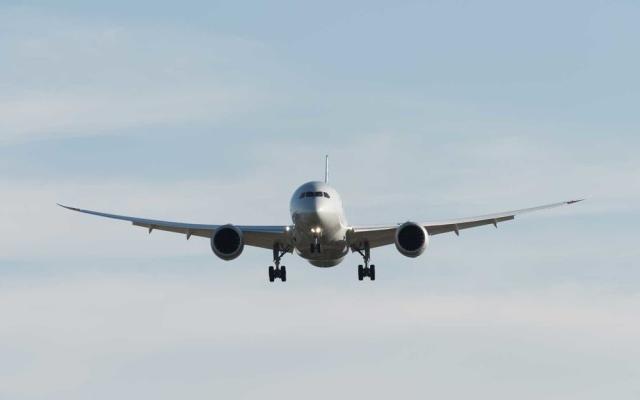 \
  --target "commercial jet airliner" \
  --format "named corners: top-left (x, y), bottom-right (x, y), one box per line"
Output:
top-left (60, 157), bottom-right (582, 282)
